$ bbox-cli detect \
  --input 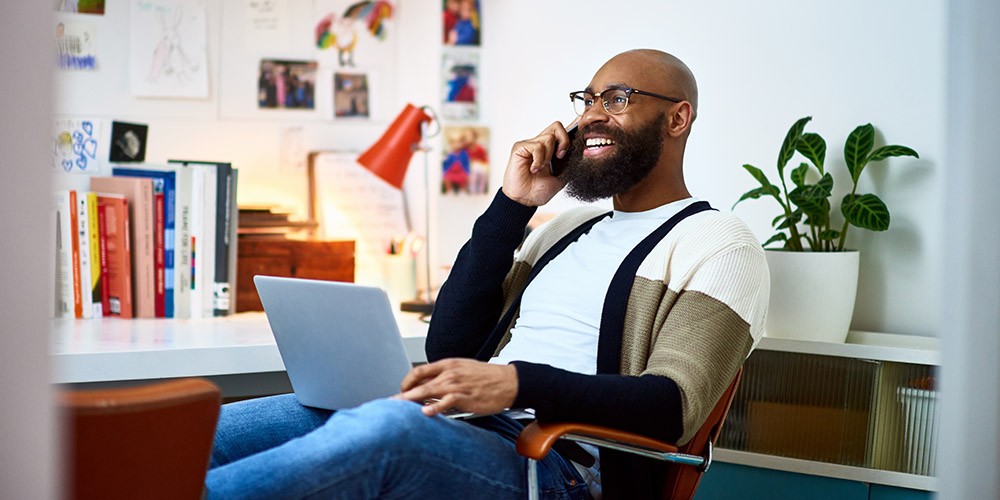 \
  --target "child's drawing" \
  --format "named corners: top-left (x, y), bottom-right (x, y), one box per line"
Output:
top-left (52, 118), bottom-right (102, 174)
top-left (130, 0), bottom-right (208, 98)
top-left (314, 1), bottom-right (394, 67)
